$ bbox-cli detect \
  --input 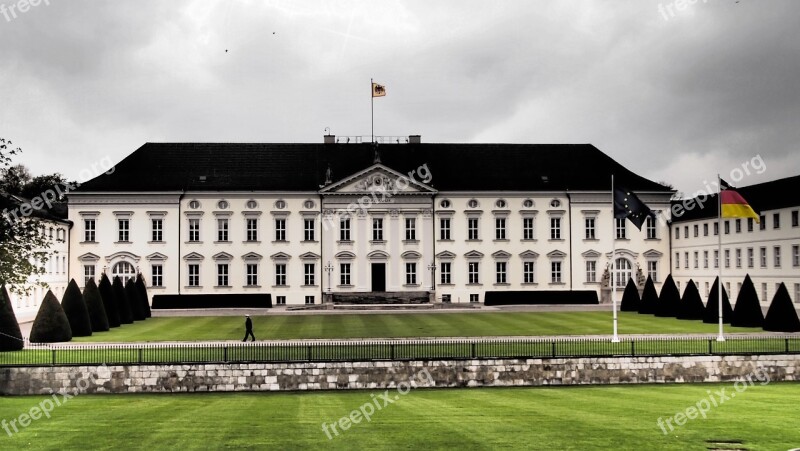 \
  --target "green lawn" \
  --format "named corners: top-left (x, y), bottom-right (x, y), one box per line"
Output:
top-left (0, 384), bottom-right (797, 450)
top-left (72, 312), bottom-right (765, 342)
